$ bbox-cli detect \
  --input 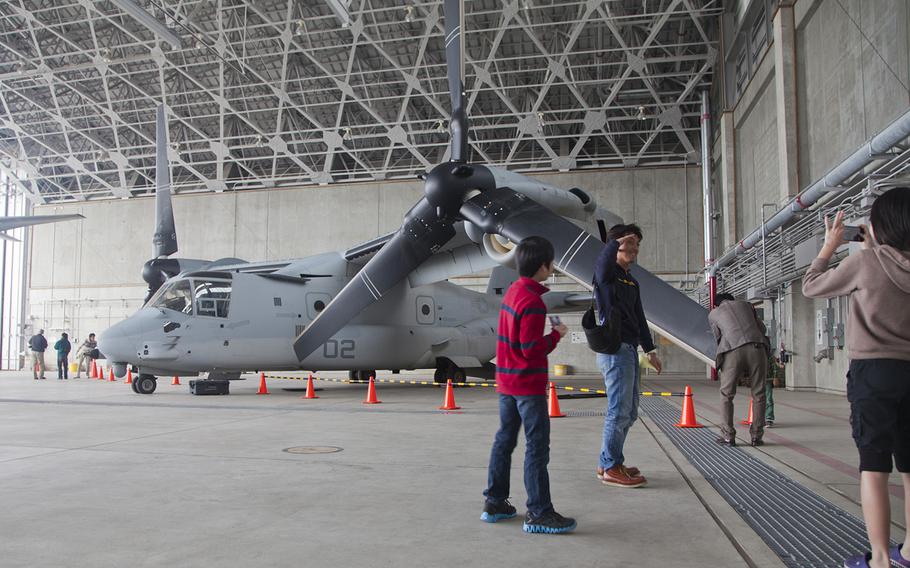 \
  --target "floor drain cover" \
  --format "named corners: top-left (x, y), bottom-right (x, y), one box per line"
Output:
top-left (283, 446), bottom-right (343, 454)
